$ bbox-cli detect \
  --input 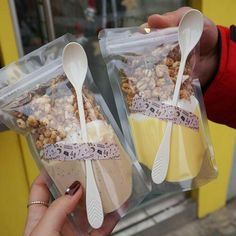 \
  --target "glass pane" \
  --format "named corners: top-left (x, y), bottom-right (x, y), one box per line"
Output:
top-left (50, 0), bottom-right (187, 121)
top-left (14, 0), bottom-right (46, 54)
